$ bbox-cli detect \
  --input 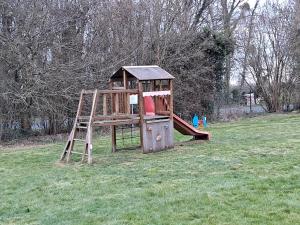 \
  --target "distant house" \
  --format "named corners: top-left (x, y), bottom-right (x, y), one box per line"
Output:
top-left (244, 93), bottom-right (255, 106)
top-left (230, 84), bottom-right (260, 105)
